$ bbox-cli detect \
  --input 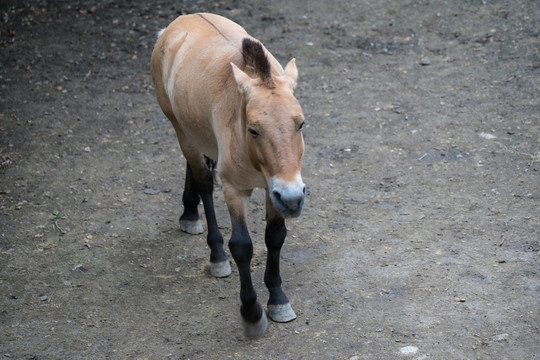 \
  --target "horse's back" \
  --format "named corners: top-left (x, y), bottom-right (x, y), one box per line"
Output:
top-left (152, 13), bottom-right (247, 87)
top-left (151, 13), bottom-right (248, 158)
